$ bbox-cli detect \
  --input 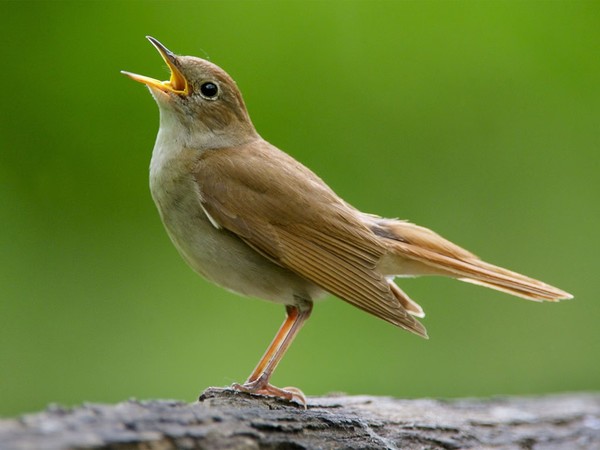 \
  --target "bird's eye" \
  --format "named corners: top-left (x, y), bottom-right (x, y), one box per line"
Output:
top-left (199, 82), bottom-right (219, 99)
